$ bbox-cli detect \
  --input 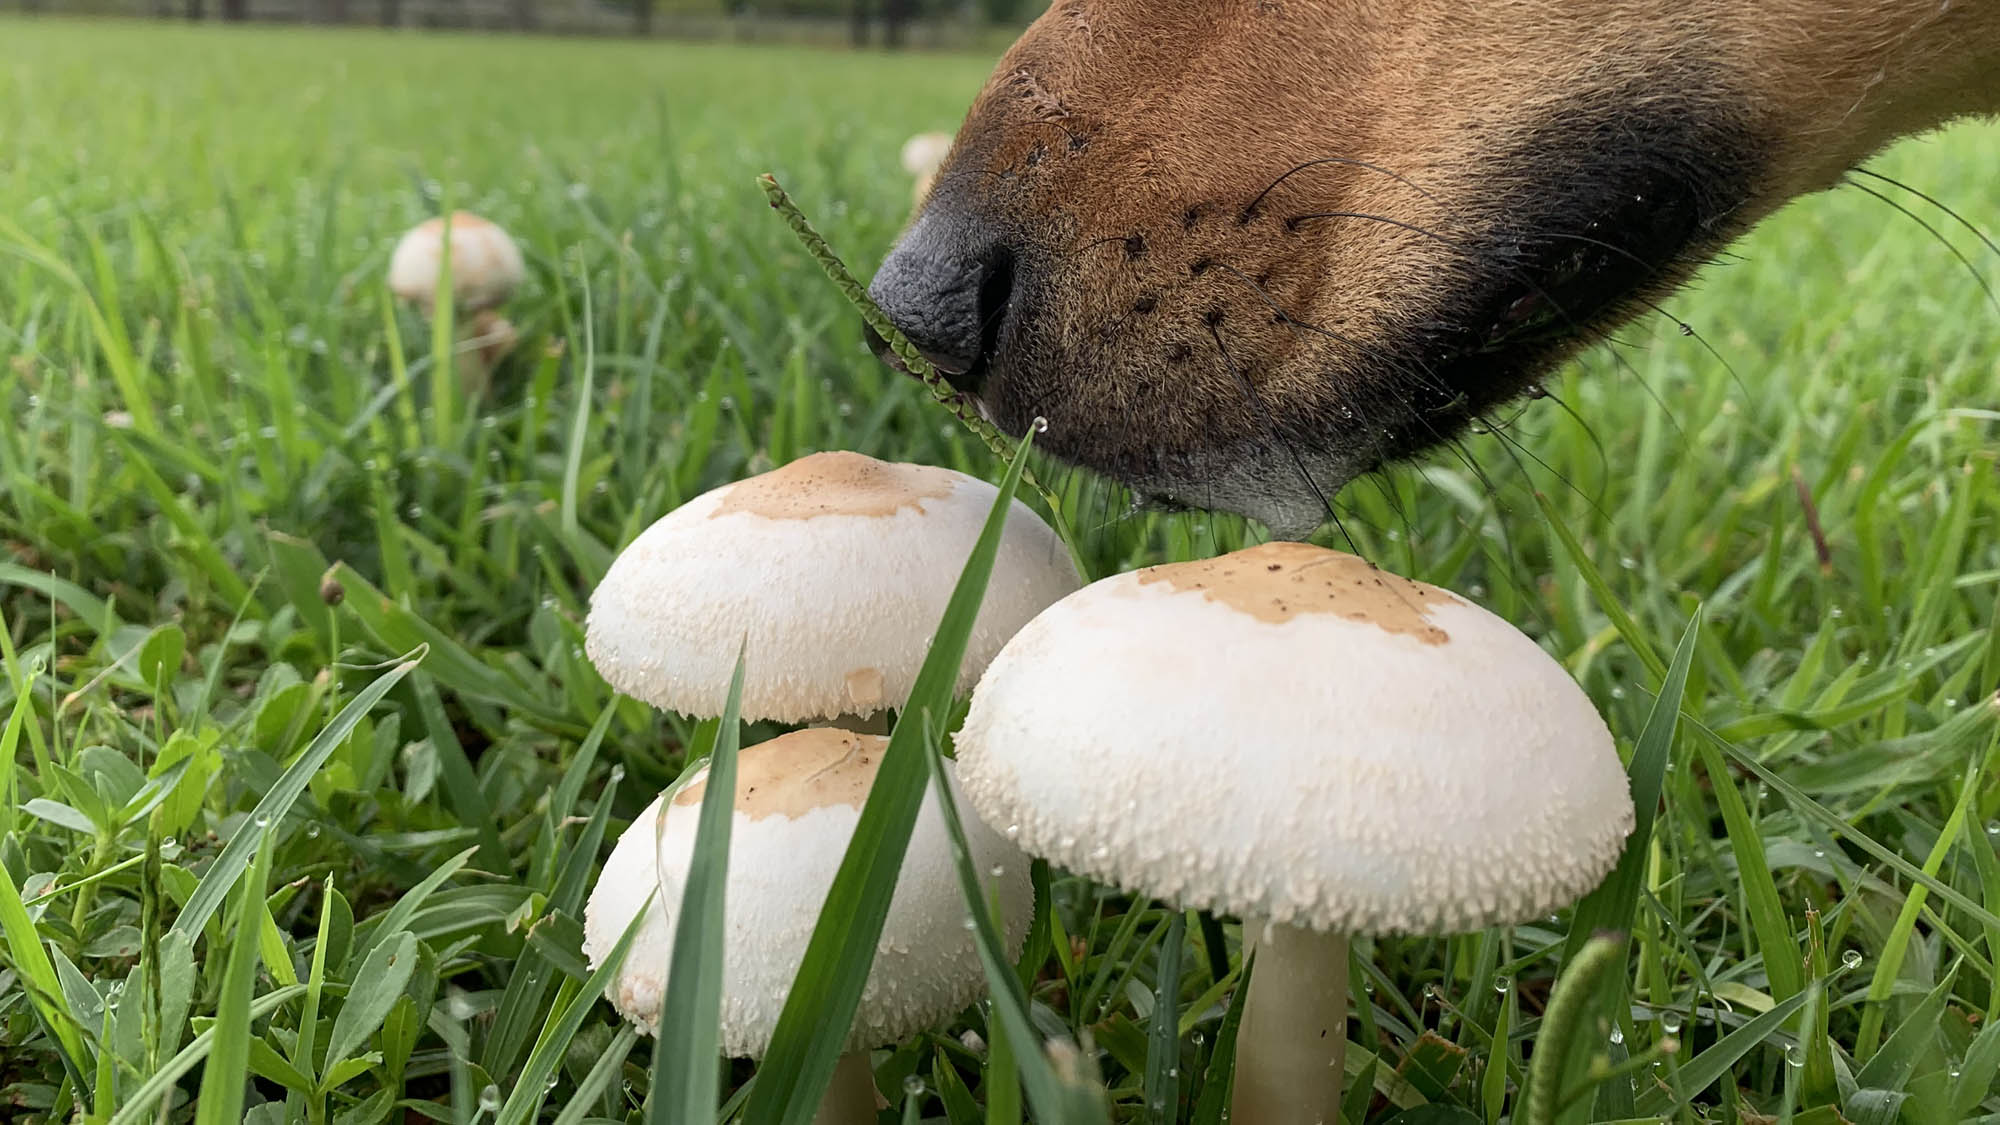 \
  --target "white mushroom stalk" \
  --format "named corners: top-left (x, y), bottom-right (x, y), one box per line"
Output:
top-left (386, 211), bottom-right (526, 400)
top-left (954, 541), bottom-right (1634, 1125)
top-left (582, 728), bottom-right (1033, 1124)
top-left (584, 450), bottom-right (1079, 727)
